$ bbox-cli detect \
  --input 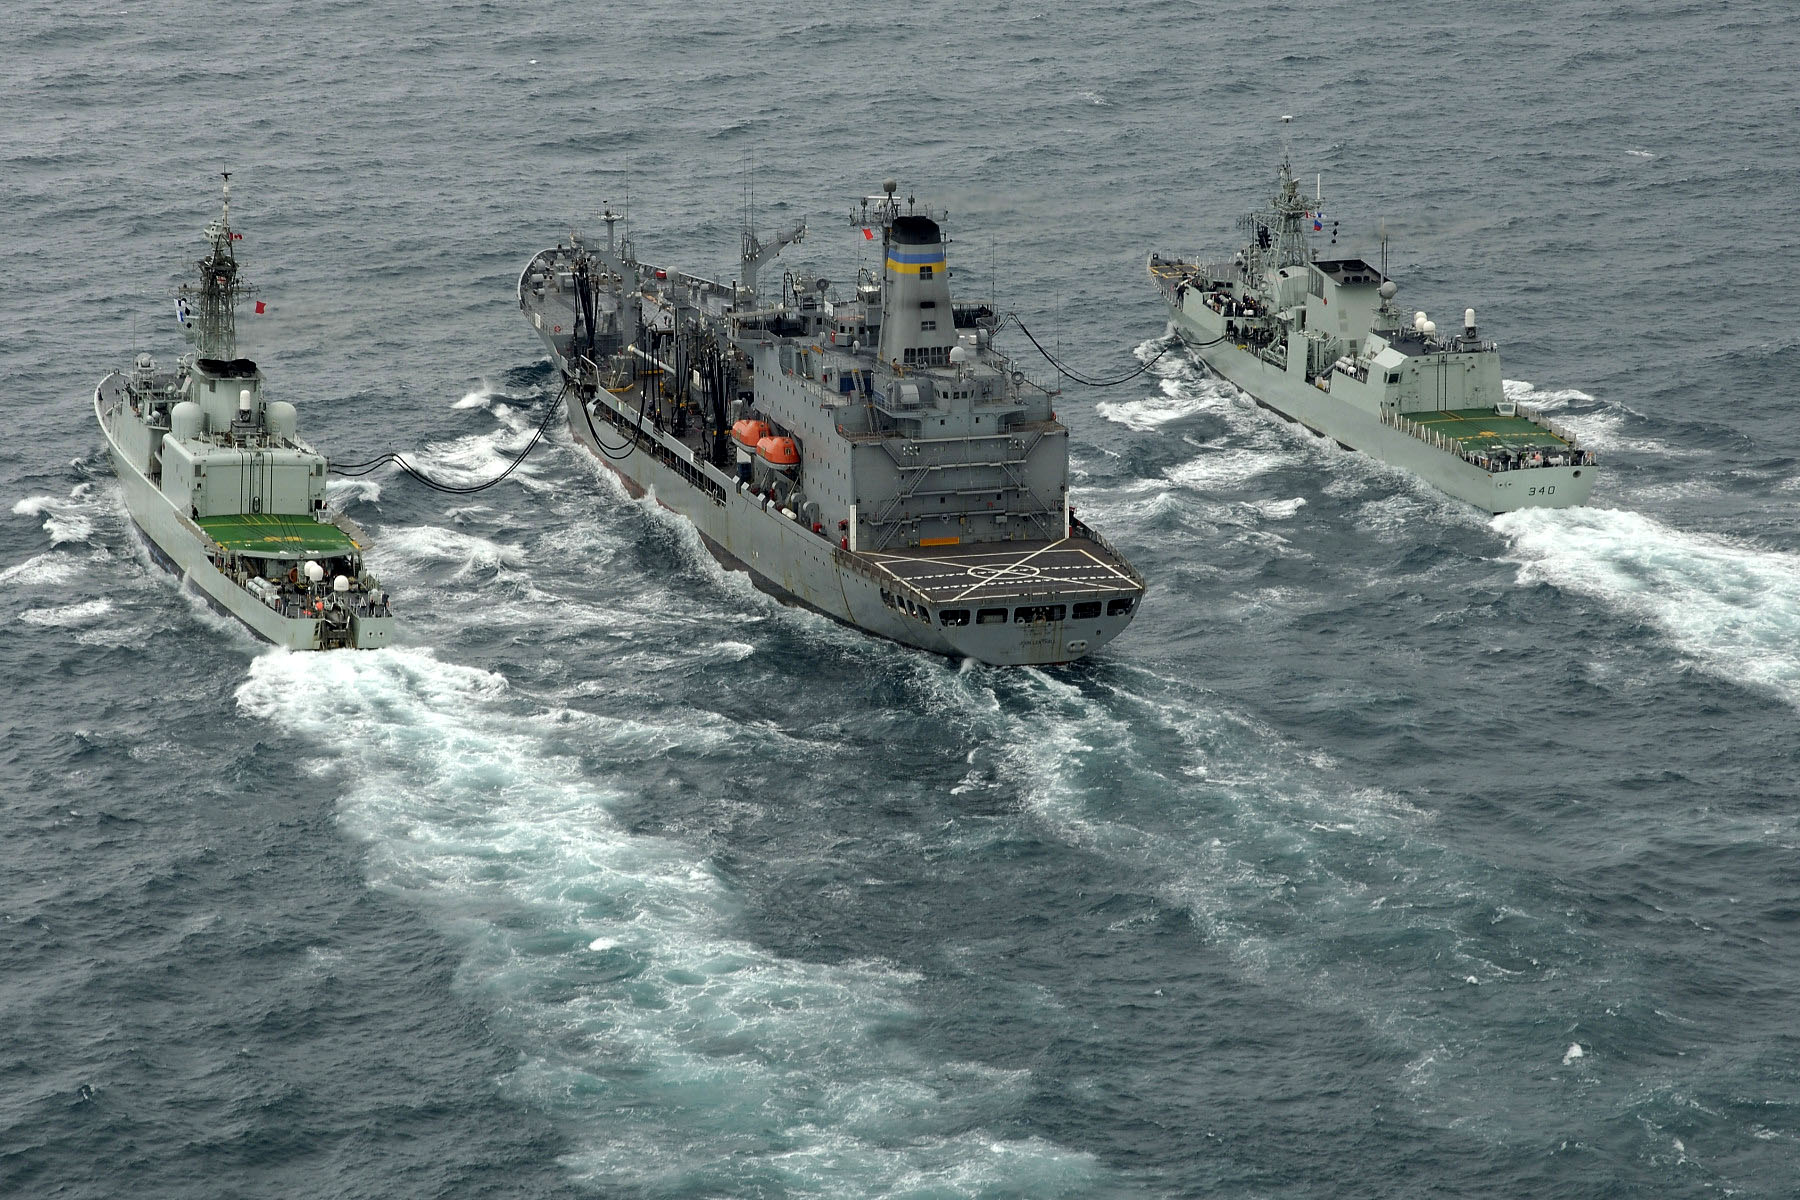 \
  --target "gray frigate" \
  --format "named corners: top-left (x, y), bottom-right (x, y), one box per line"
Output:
top-left (1148, 146), bottom-right (1597, 512)
top-left (94, 178), bottom-right (395, 649)
top-left (519, 182), bottom-right (1144, 666)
